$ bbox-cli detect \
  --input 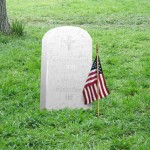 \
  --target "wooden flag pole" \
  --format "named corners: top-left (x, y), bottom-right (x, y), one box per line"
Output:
top-left (96, 44), bottom-right (100, 116)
